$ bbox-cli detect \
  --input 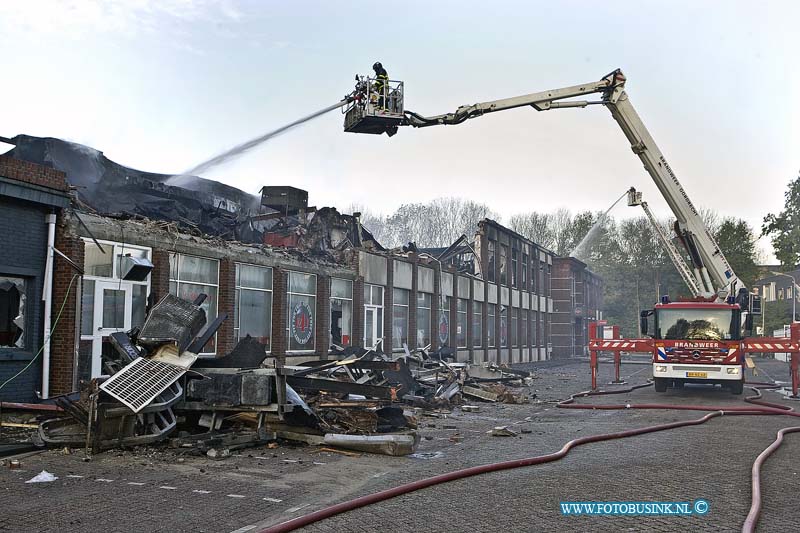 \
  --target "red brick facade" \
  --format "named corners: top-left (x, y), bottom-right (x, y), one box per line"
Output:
top-left (217, 259), bottom-right (236, 356)
top-left (49, 224), bottom-right (85, 395)
top-left (0, 156), bottom-right (68, 192)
